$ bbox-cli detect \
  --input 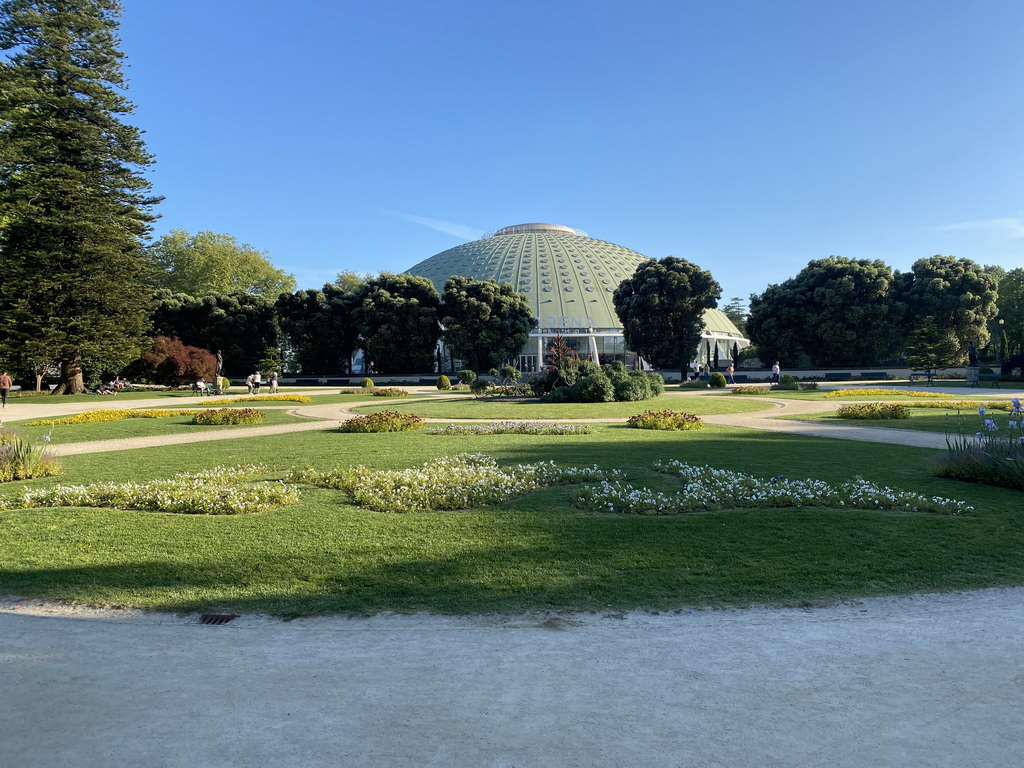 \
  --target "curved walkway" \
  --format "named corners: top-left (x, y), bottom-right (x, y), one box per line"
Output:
top-left (4, 383), bottom-right (1022, 455)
